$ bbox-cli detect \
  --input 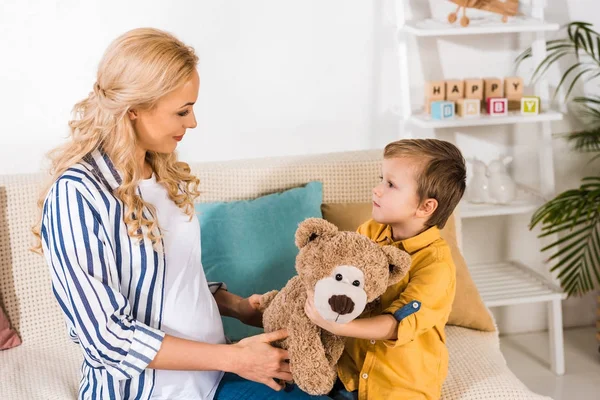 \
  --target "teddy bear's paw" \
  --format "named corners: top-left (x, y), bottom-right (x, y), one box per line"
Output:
top-left (294, 368), bottom-right (337, 396)
top-left (258, 290), bottom-right (279, 312)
